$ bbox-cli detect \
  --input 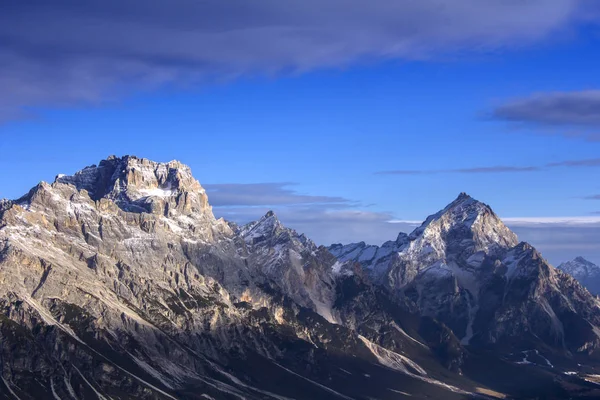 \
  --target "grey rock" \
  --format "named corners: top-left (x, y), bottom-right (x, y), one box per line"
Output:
top-left (332, 193), bottom-right (600, 356)
top-left (0, 156), bottom-right (473, 400)
top-left (558, 256), bottom-right (600, 295)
